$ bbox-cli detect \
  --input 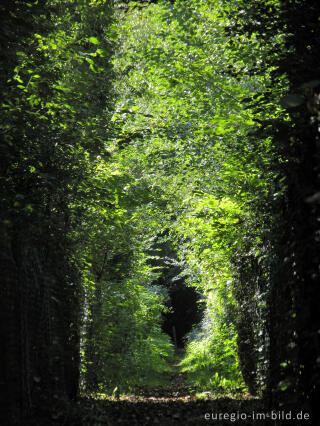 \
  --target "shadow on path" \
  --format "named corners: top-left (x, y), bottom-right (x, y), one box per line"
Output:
top-left (26, 350), bottom-right (272, 425)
